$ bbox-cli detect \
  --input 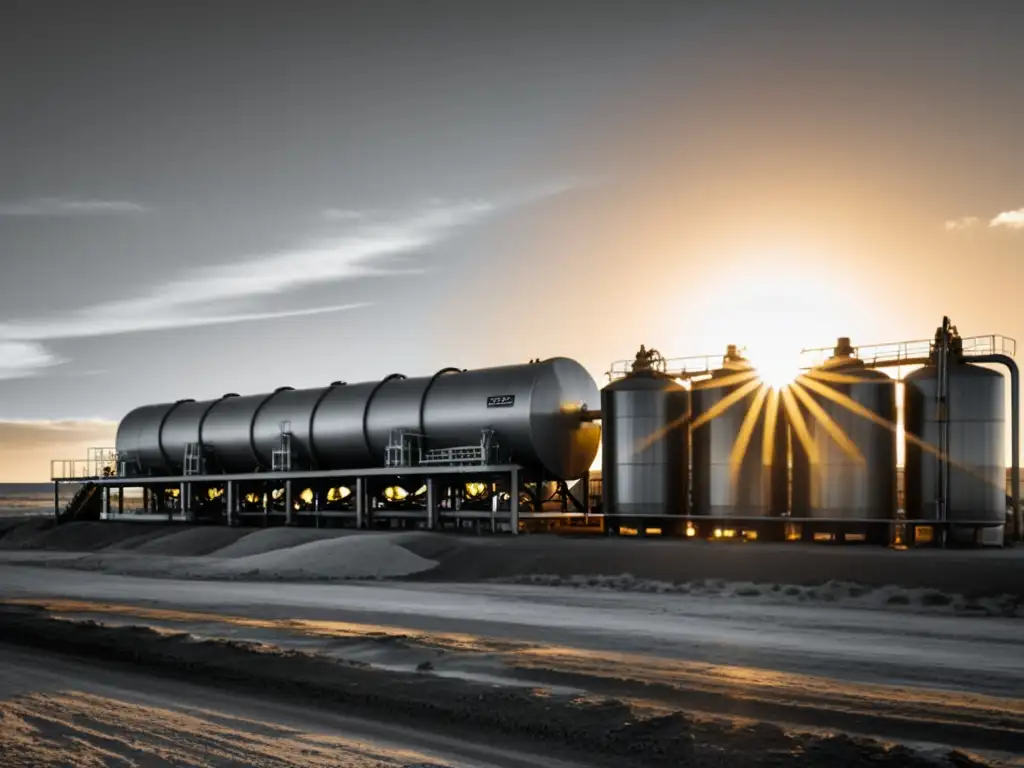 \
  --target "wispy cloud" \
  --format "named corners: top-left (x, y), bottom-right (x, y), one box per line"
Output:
top-left (0, 180), bottom-right (584, 379)
top-left (944, 216), bottom-right (980, 233)
top-left (0, 341), bottom-right (62, 380)
top-left (990, 207), bottom-right (1024, 230)
top-left (0, 197), bottom-right (148, 217)
top-left (322, 208), bottom-right (368, 222)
